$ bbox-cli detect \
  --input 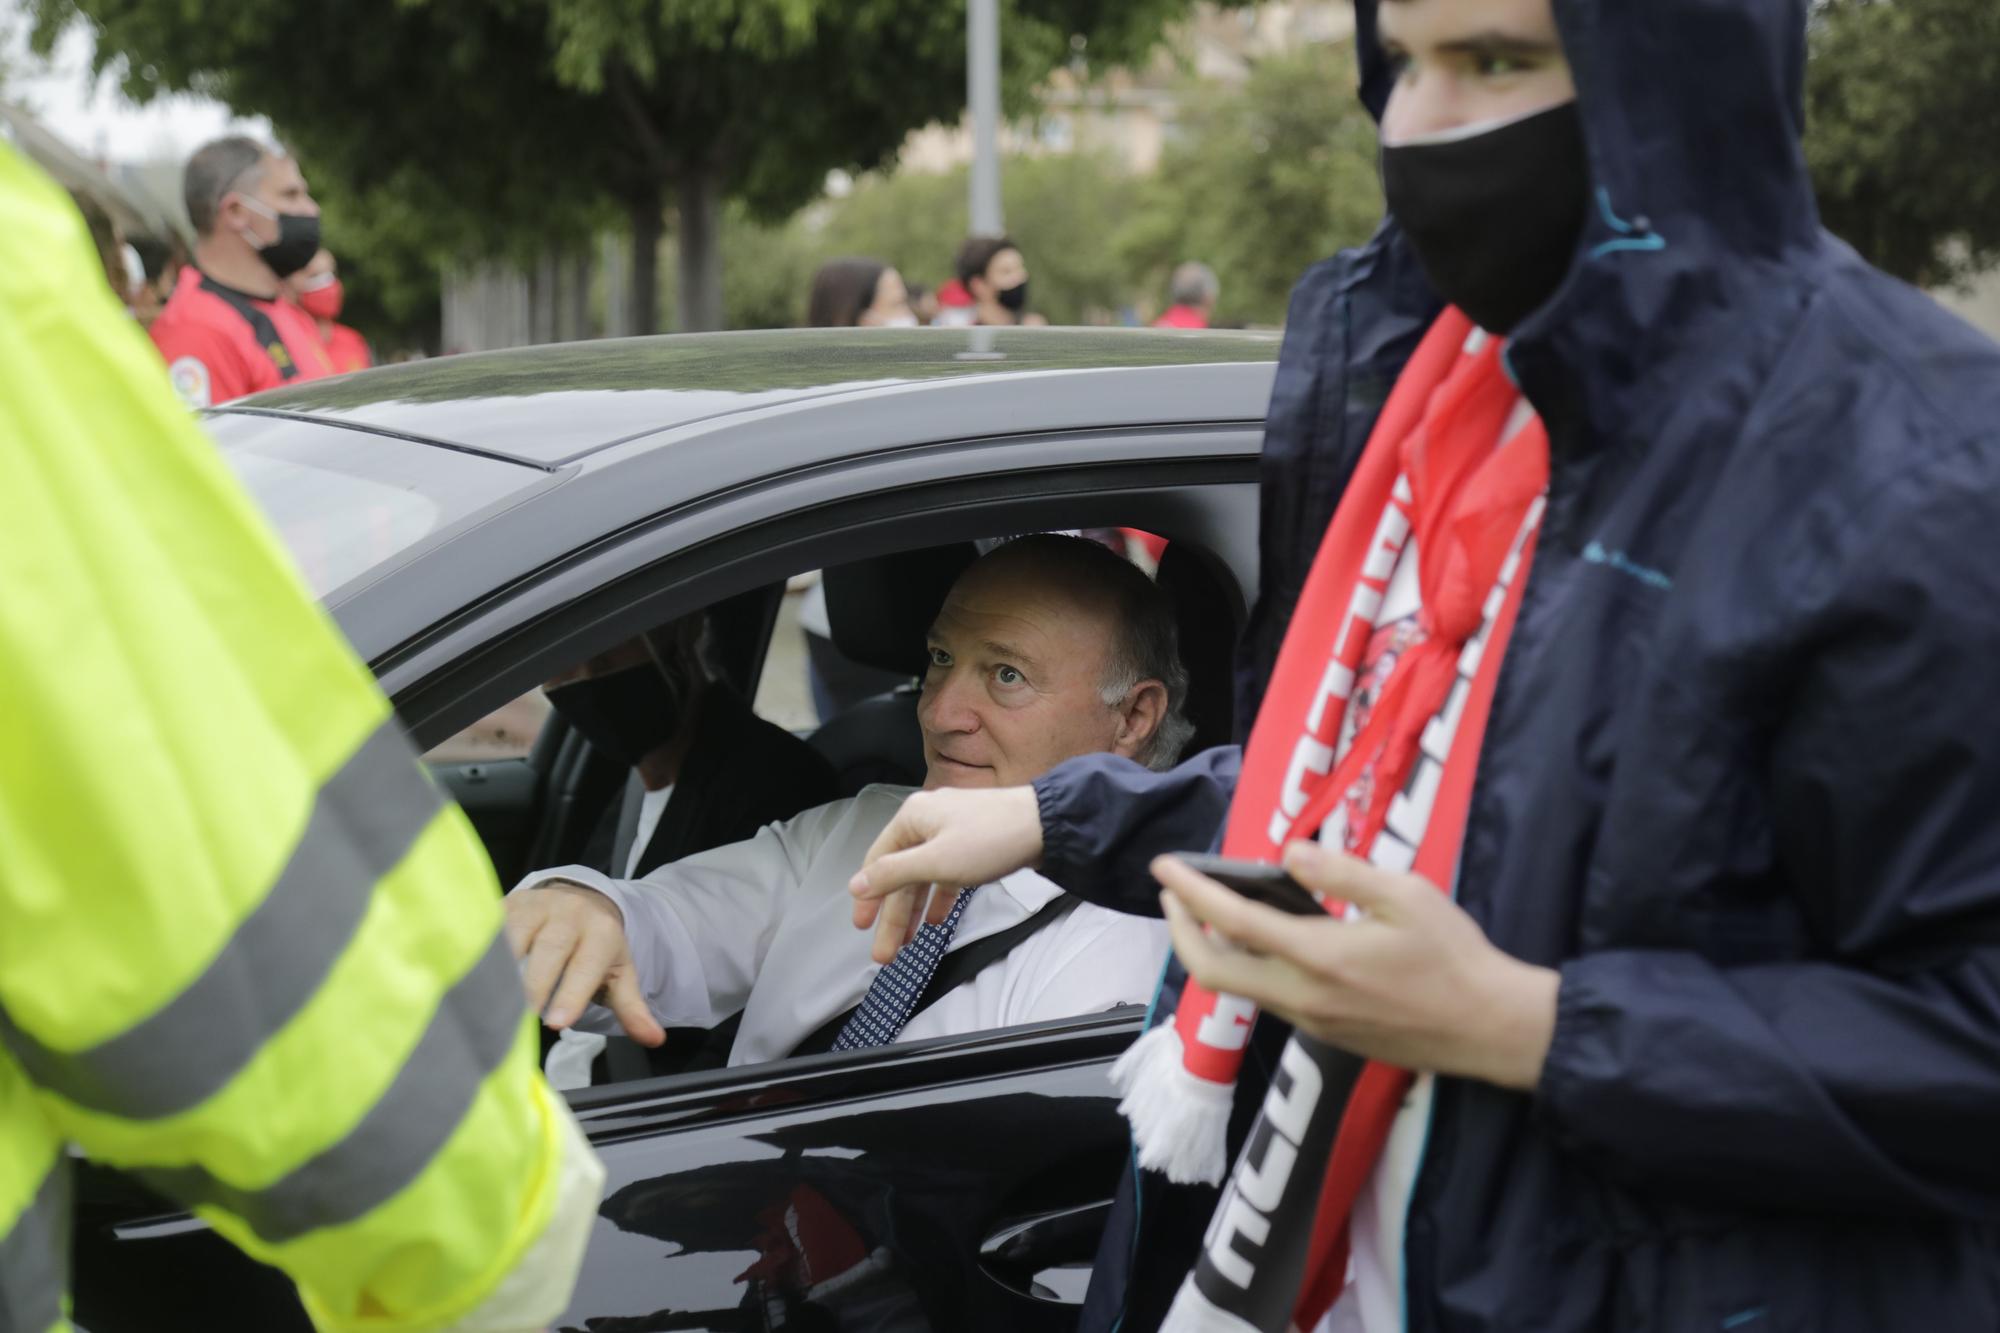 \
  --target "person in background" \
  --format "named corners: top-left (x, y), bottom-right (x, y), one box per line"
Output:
top-left (931, 275), bottom-right (976, 327)
top-left (68, 189), bottom-right (131, 310)
top-left (1151, 262), bottom-right (1219, 329)
top-left (807, 257), bottom-right (917, 328)
top-left (800, 257), bottom-right (928, 716)
top-left (954, 235), bottom-right (1045, 327)
top-left (286, 246), bottom-right (374, 373)
top-left (150, 135), bottom-right (334, 407)
top-left (127, 233), bottom-right (186, 328)
top-left (906, 280), bottom-right (939, 327)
